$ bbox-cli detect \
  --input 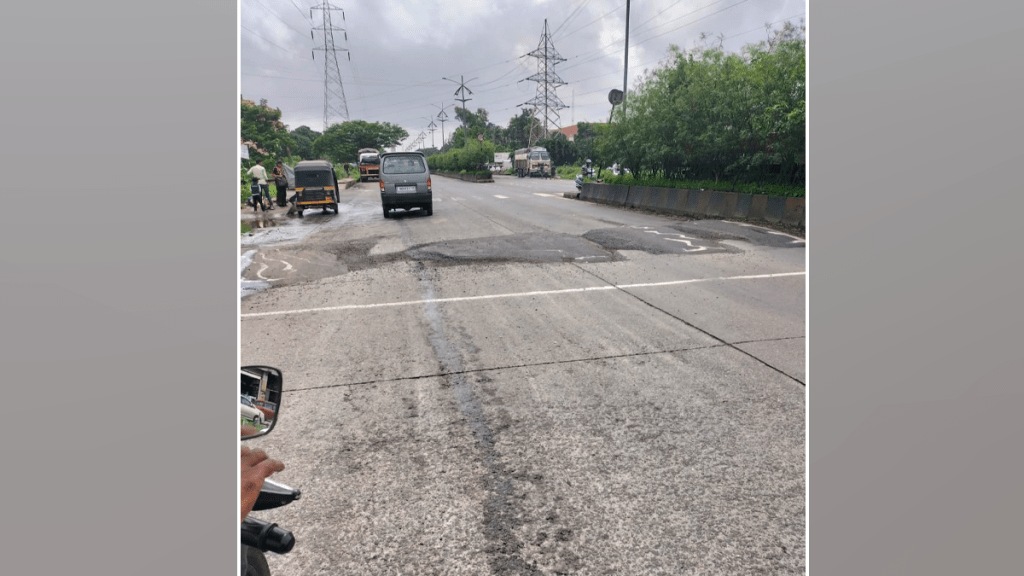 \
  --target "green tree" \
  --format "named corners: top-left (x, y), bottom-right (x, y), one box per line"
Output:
top-left (289, 126), bottom-right (321, 160)
top-left (504, 109), bottom-right (537, 151)
top-left (311, 120), bottom-right (408, 164)
top-left (600, 21), bottom-right (805, 188)
top-left (241, 98), bottom-right (294, 164)
top-left (536, 132), bottom-right (577, 167)
top-left (446, 108), bottom-right (499, 151)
